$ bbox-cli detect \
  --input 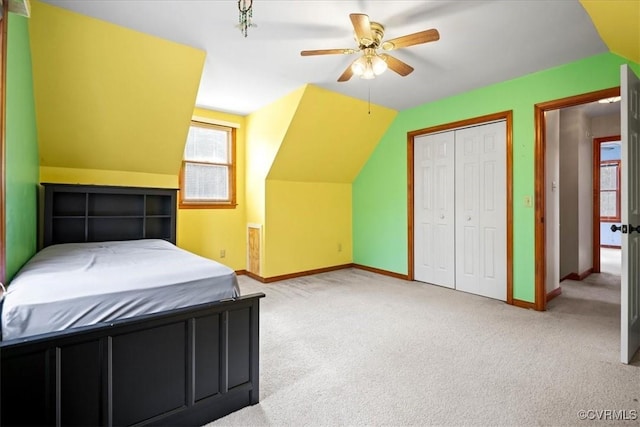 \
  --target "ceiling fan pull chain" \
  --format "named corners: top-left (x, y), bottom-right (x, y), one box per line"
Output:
top-left (368, 84), bottom-right (371, 115)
